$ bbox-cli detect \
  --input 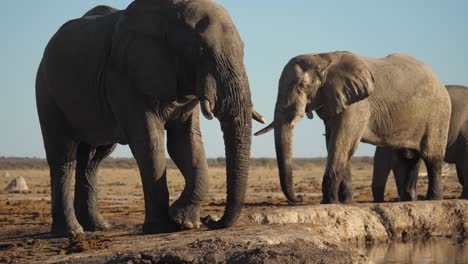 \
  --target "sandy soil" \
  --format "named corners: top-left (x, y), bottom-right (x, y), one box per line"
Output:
top-left (0, 162), bottom-right (465, 263)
